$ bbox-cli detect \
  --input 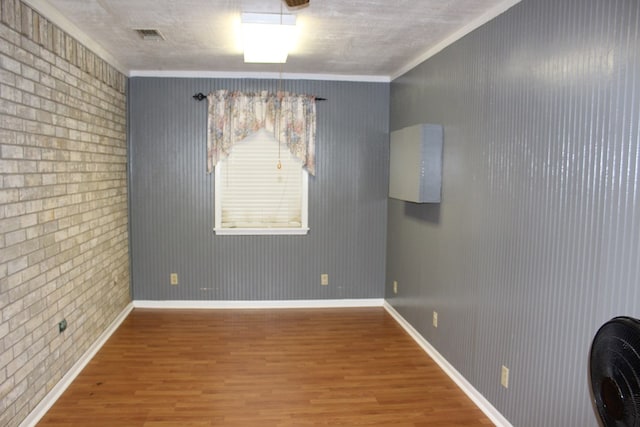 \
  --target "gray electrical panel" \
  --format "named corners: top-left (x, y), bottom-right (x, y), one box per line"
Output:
top-left (388, 123), bottom-right (443, 203)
